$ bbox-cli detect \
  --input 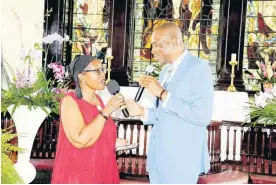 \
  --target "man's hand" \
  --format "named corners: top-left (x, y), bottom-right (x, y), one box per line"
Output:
top-left (139, 75), bottom-right (164, 97)
top-left (126, 99), bottom-right (144, 116)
